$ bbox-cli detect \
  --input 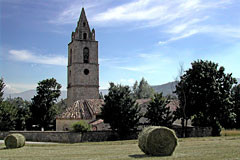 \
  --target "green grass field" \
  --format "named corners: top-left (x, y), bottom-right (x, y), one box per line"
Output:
top-left (1, 136), bottom-right (240, 160)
